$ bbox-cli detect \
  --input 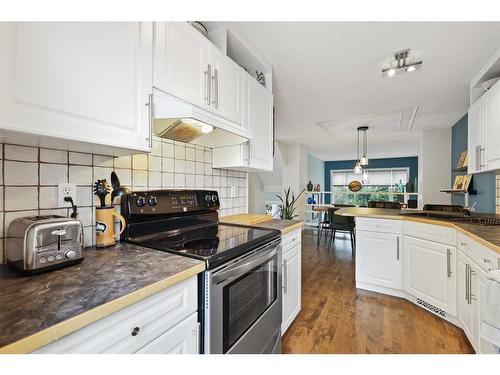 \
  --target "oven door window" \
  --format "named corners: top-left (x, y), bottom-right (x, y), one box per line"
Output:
top-left (222, 255), bottom-right (278, 353)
